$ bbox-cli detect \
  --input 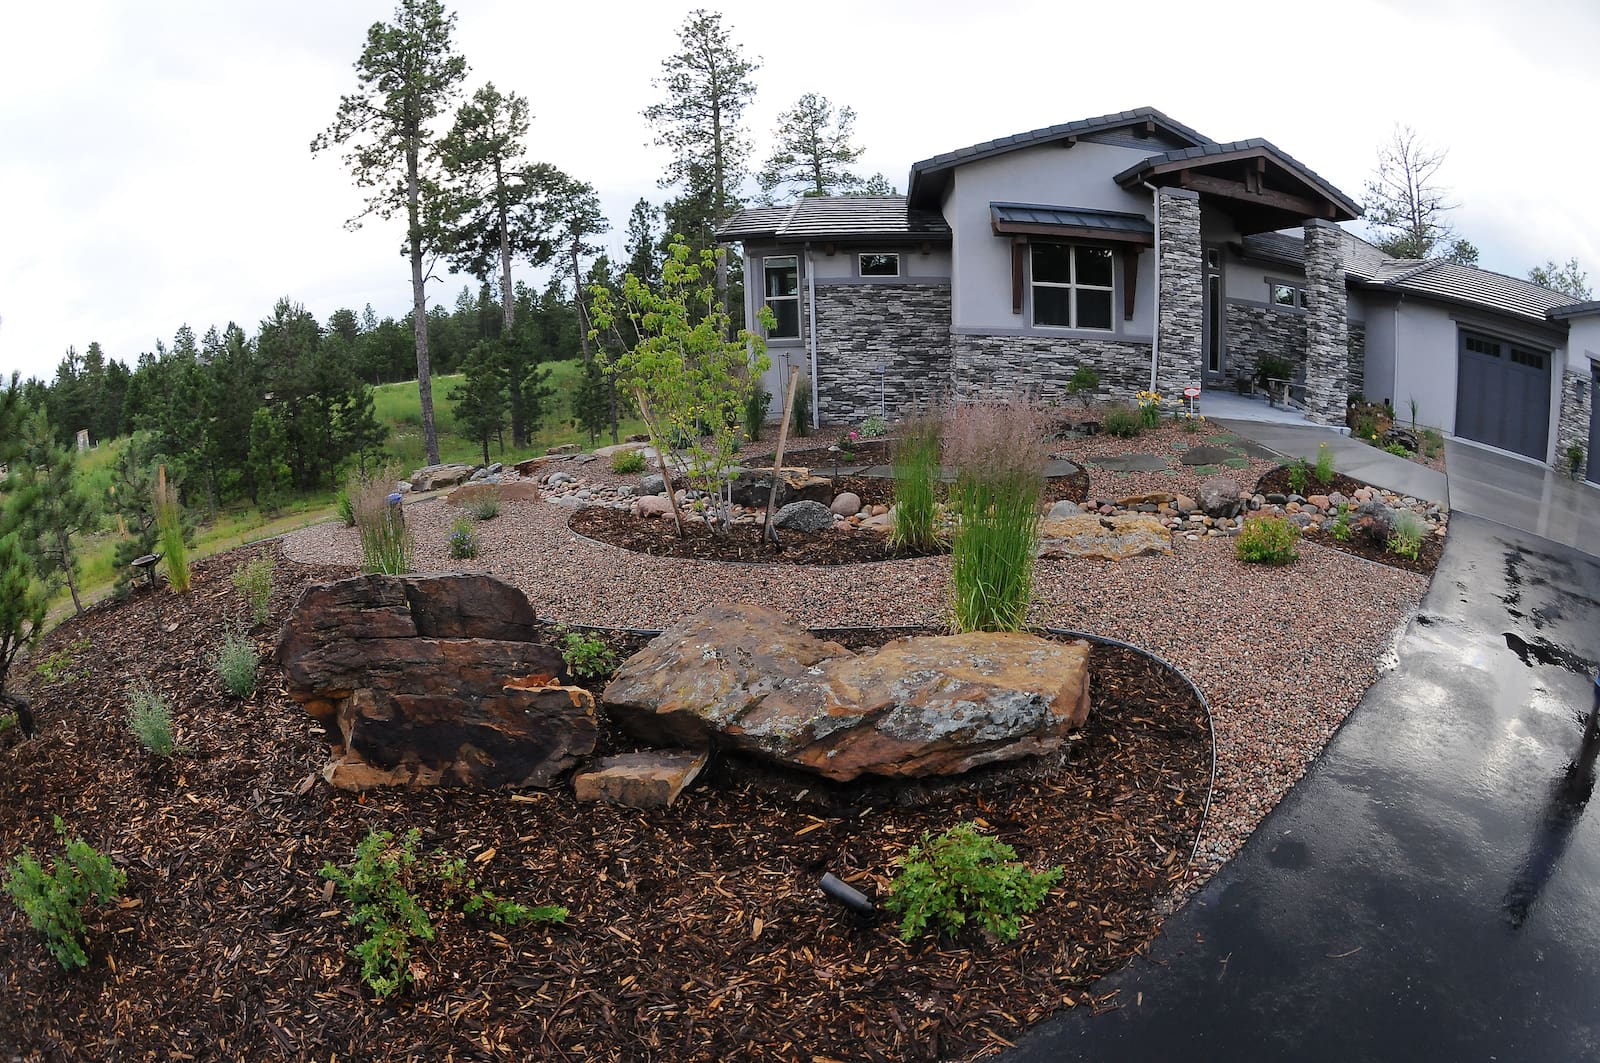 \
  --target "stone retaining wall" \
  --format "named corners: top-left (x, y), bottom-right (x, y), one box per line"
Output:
top-left (1224, 303), bottom-right (1306, 387)
top-left (949, 335), bottom-right (1152, 403)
